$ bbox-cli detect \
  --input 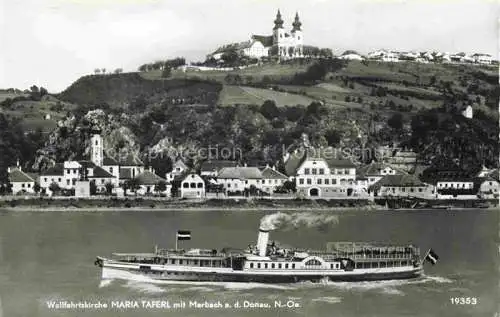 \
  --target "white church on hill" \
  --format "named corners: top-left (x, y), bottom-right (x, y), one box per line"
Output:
top-left (210, 10), bottom-right (304, 60)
